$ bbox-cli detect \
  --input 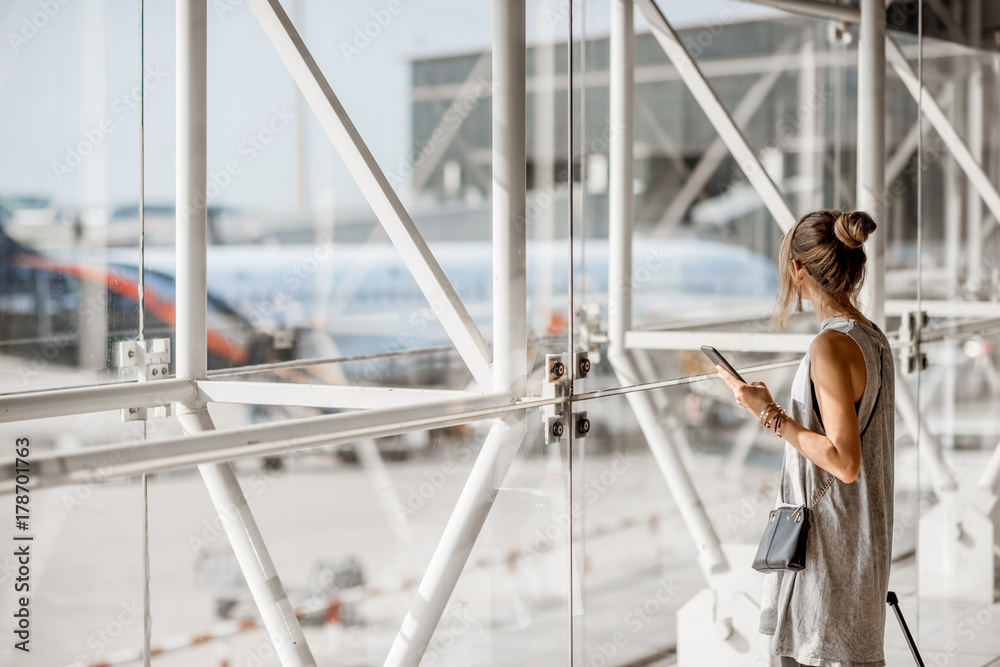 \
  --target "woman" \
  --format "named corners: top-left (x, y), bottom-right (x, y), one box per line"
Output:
top-left (717, 209), bottom-right (895, 667)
